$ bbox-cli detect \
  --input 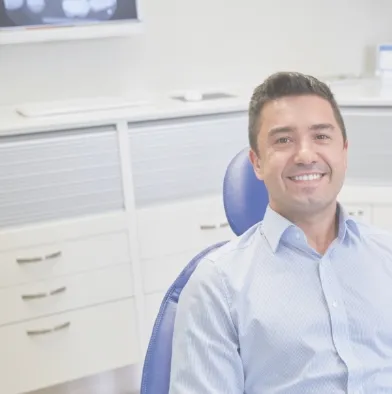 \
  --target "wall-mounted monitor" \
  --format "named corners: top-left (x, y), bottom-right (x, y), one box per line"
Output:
top-left (0, 0), bottom-right (142, 44)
